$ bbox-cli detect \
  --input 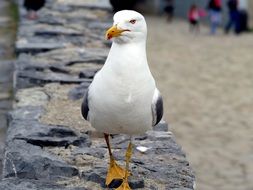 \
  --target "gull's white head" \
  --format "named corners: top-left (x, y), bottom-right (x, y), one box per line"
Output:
top-left (106, 10), bottom-right (147, 44)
